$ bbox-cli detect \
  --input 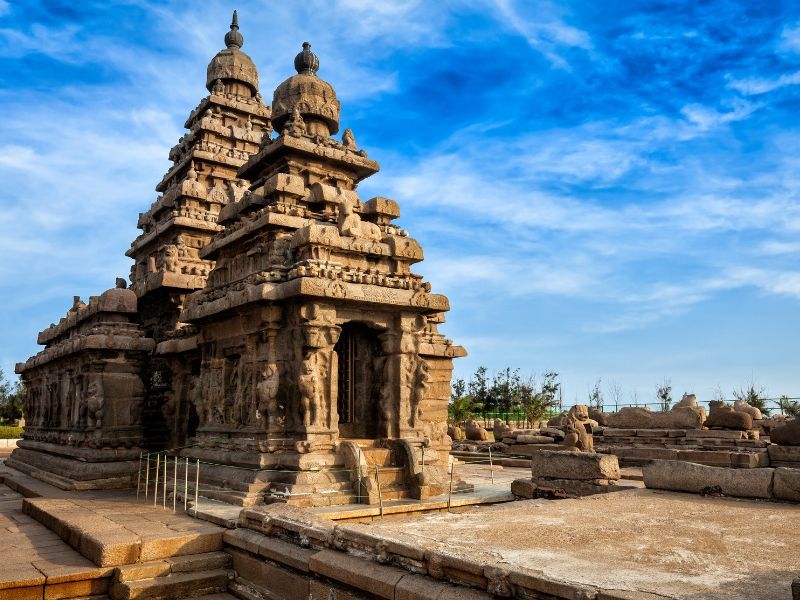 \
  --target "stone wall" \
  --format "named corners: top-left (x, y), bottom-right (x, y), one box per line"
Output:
top-left (9, 287), bottom-right (154, 489)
